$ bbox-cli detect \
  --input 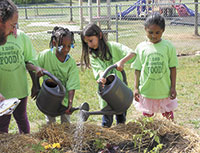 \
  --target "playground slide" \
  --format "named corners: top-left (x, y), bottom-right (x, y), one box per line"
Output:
top-left (174, 3), bottom-right (195, 17)
top-left (120, 0), bottom-right (140, 17)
